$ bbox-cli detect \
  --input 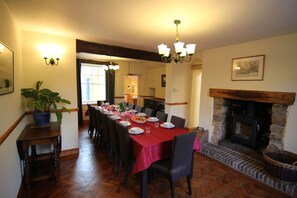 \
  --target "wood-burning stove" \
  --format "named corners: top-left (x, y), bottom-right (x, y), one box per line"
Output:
top-left (231, 101), bottom-right (260, 149)
top-left (231, 115), bottom-right (259, 148)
